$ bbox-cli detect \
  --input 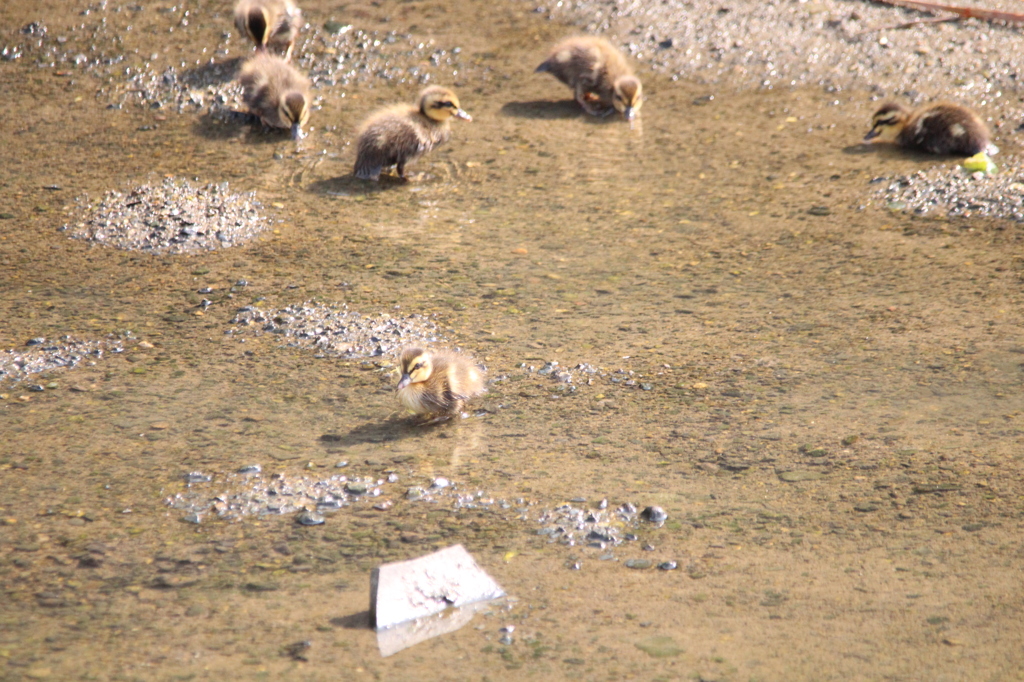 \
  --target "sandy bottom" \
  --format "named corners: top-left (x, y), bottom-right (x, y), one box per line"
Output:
top-left (1, 0), bottom-right (1023, 680)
